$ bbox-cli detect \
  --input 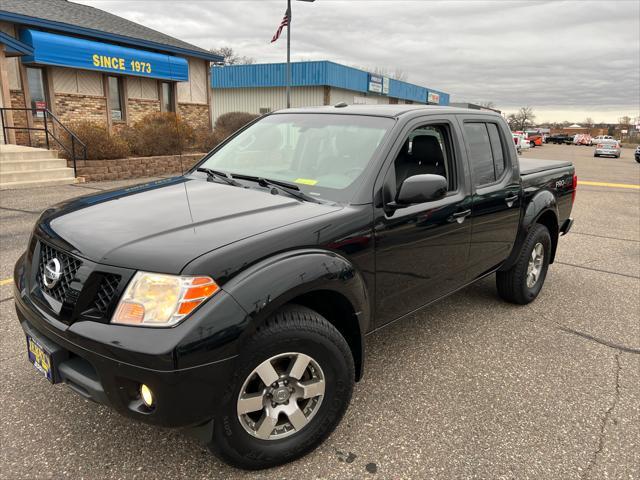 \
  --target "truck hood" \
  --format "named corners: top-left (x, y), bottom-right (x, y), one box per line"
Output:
top-left (39, 177), bottom-right (342, 273)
